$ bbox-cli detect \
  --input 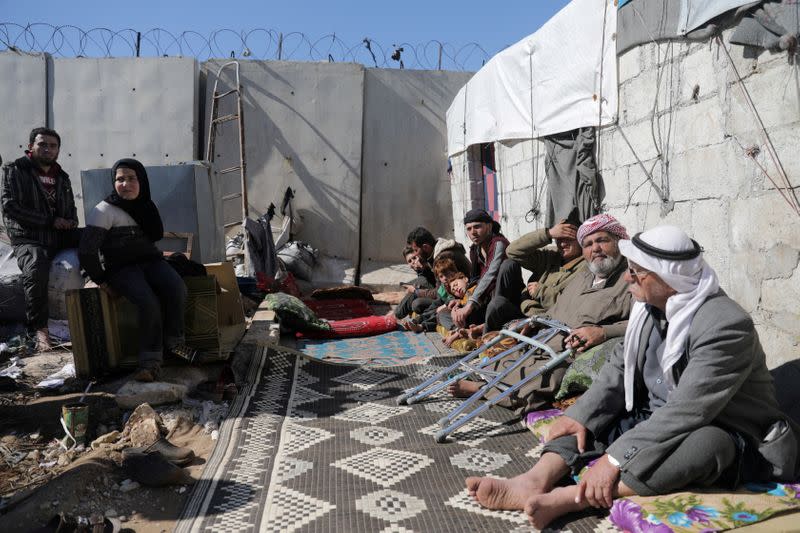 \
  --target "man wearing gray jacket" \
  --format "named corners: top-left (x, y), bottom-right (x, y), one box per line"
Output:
top-left (465, 225), bottom-right (799, 530)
